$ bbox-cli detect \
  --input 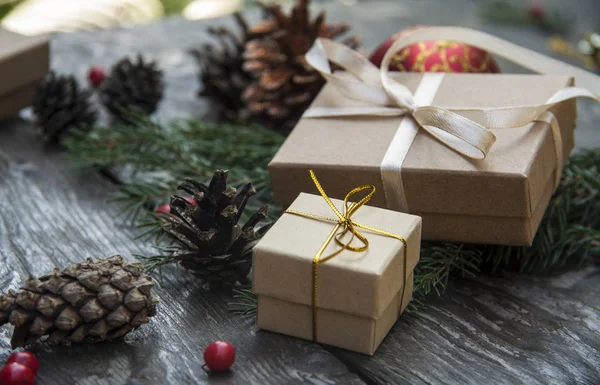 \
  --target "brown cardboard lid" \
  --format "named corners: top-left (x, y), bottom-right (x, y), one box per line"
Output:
top-left (253, 192), bottom-right (421, 319)
top-left (269, 73), bottom-right (575, 218)
top-left (0, 28), bottom-right (49, 97)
